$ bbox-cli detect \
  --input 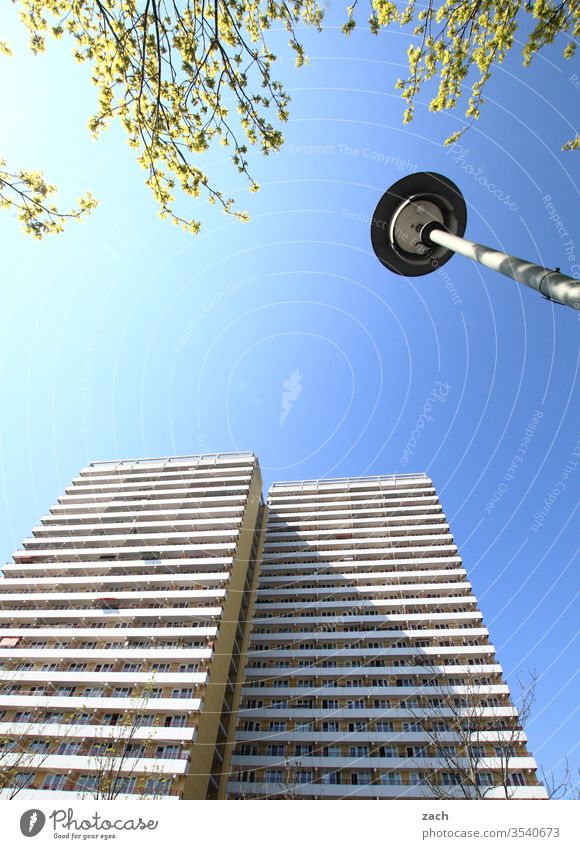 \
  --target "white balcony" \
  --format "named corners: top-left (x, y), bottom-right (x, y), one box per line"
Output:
top-left (0, 588), bottom-right (226, 603)
top-left (0, 625), bottom-right (218, 639)
top-left (0, 648), bottom-right (212, 661)
top-left (0, 721), bottom-right (196, 742)
top-left (0, 606), bottom-right (223, 623)
top-left (0, 694), bottom-right (202, 711)
top-left (0, 572), bottom-right (229, 589)
top-left (0, 670), bottom-right (208, 685)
